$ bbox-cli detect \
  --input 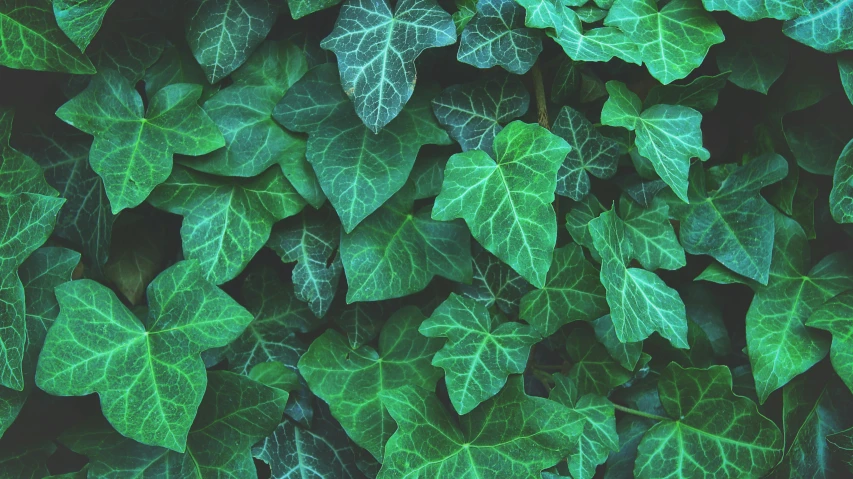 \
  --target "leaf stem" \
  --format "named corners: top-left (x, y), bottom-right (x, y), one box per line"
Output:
top-left (612, 403), bottom-right (669, 422)
top-left (531, 61), bottom-right (549, 130)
